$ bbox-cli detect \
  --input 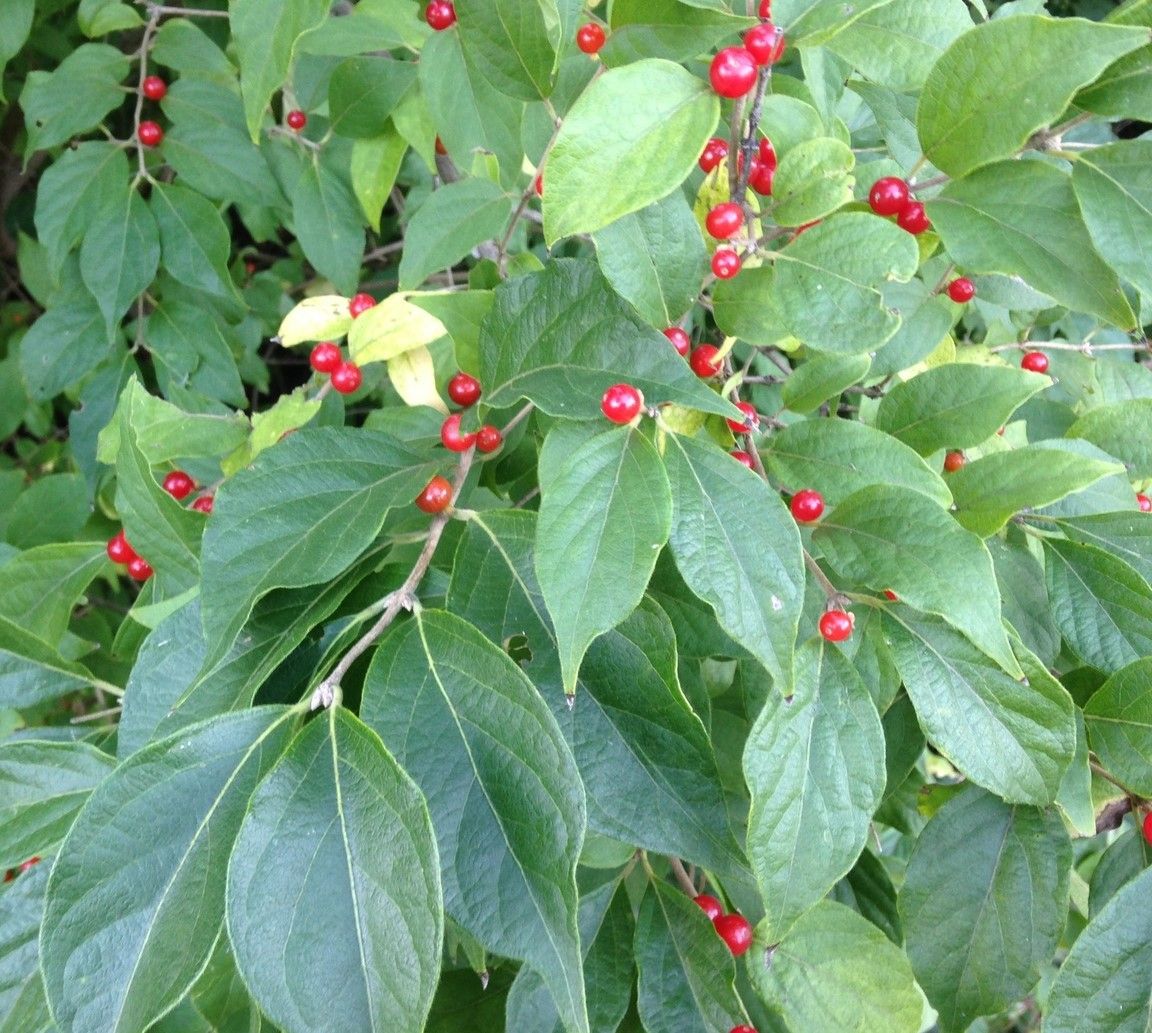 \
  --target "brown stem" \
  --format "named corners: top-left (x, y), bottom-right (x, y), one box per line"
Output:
top-left (1096, 797), bottom-right (1133, 835)
top-left (668, 857), bottom-right (698, 897)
